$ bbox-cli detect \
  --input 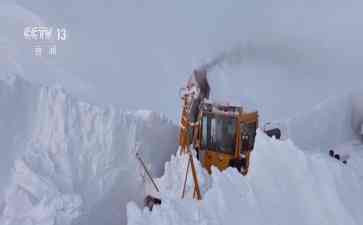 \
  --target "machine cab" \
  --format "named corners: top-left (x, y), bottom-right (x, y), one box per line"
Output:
top-left (195, 103), bottom-right (258, 175)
